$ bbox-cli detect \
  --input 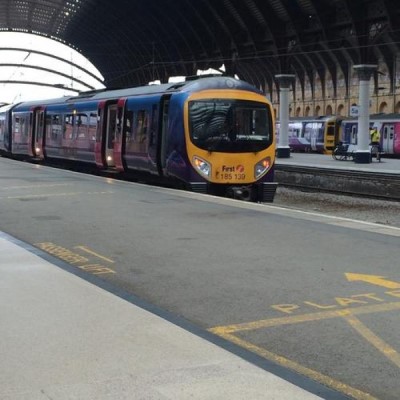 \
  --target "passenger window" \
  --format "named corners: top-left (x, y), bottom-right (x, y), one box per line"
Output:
top-left (47, 114), bottom-right (62, 140)
top-left (76, 114), bottom-right (88, 139)
top-left (89, 113), bottom-right (97, 141)
top-left (64, 114), bottom-right (74, 139)
top-left (125, 110), bottom-right (134, 142)
top-left (149, 105), bottom-right (158, 146)
top-left (137, 110), bottom-right (148, 143)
